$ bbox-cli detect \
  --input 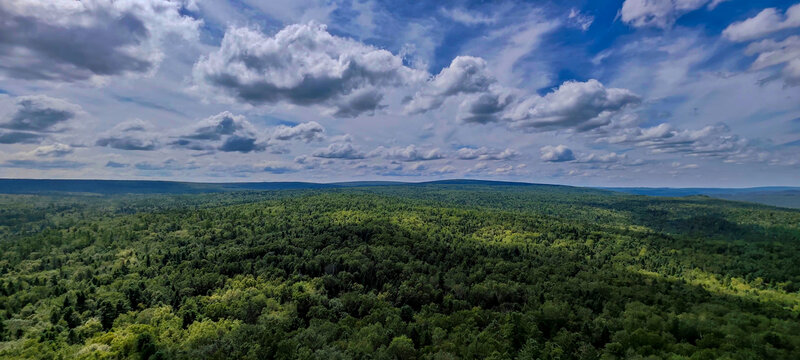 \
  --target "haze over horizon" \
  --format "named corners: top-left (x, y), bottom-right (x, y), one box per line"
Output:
top-left (1, 0), bottom-right (799, 187)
